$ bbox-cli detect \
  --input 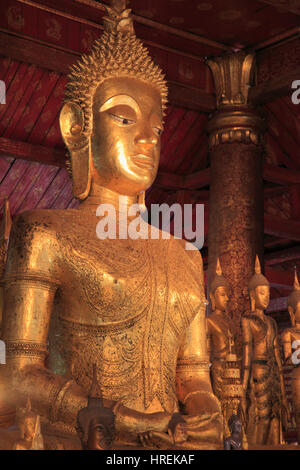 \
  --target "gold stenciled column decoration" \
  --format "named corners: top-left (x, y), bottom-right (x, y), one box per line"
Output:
top-left (206, 51), bottom-right (265, 350)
